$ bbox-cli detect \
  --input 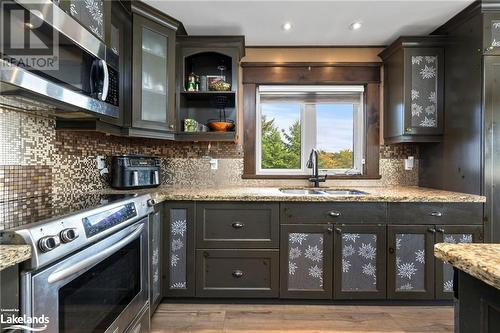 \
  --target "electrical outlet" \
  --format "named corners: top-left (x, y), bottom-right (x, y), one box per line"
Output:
top-left (209, 158), bottom-right (218, 170)
top-left (404, 156), bottom-right (414, 171)
top-left (96, 155), bottom-right (106, 170)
